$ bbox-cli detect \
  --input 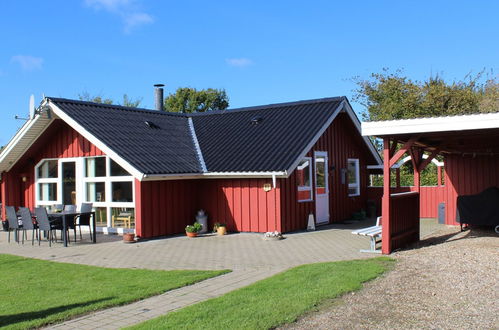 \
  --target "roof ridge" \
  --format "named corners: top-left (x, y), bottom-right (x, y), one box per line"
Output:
top-left (189, 96), bottom-right (346, 116)
top-left (47, 97), bottom-right (188, 118)
top-left (47, 96), bottom-right (346, 118)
